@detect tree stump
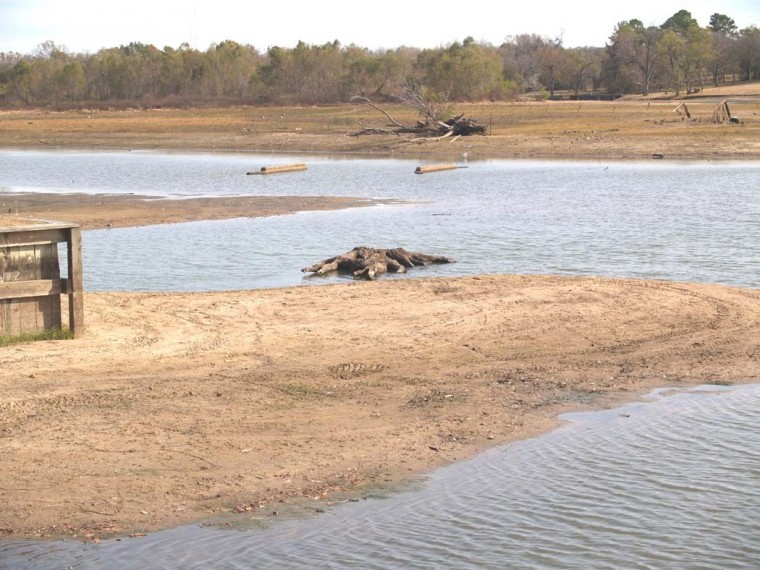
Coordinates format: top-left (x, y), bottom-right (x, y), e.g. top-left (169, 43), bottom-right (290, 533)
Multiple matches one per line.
top-left (302, 247), bottom-right (454, 280)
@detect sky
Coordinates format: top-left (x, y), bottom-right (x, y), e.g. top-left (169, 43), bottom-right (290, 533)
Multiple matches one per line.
top-left (1, 0), bottom-right (757, 55)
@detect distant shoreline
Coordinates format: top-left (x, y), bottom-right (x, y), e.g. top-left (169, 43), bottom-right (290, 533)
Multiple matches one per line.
top-left (2, 93), bottom-right (759, 161)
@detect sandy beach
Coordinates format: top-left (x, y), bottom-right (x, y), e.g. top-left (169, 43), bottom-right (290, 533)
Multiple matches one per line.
top-left (1, 95), bottom-right (759, 540)
top-left (0, 274), bottom-right (758, 539)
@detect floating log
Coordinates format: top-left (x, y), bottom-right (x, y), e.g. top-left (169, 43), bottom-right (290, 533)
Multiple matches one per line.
top-left (415, 163), bottom-right (460, 174)
top-left (247, 163), bottom-right (308, 175)
top-left (302, 246), bottom-right (454, 280)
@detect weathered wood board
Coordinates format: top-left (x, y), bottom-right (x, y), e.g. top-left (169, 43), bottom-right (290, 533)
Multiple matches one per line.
top-left (0, 221), bottom-right (83, 337)
top-left (0, 243), bottom-right (62, 335)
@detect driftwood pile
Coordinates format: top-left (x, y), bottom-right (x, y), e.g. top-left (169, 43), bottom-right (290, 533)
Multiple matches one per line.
top-left (349, 95), bottom-right (486, 139)
top-left (302, 247), bottom-right (454, 280)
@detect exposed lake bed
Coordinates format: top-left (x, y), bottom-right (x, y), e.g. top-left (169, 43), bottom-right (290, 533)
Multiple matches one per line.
top-left (1, 148), bottom-right (759, 567)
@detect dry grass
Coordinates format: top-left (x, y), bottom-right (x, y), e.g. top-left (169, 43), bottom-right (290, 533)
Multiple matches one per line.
top-left (1, 84), bottom-right (759, 160)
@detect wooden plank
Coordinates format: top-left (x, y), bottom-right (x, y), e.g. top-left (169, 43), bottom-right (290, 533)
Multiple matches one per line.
top-left (1, 252), bottom-right (17, 334)
top-left (18, 299), bottom-right (39, 332)
top-left (0, 293), bottom-right (9, 335)
top-left (7, 299), bottom-right (21, 336)
top-left (0, 279), bottom-right (66, 300)
top-left (39, 243), bottom-right (62, 329)
top-left (15, 245), bottom-right (40, 333)
top-left (0, 249), bottom-right (7, 283)
top-left (39, 243), bottom-right (61, 280)
top-left (67, 226), bottom-right (85, 336)
top-left (3, 246), bottom-right (30, 334)
top-left (0, 222), bottom-right (78, 233)
top-left (0, 225), bottom-right (77, 336)
top-left (0, 247), bottom-right (7, 333)
top-left (0, 242), bottom-right (64, 333)
top-left (0, 228), bottom-right (70, 248)
top-left (46, 291), bottom-right (62, 329)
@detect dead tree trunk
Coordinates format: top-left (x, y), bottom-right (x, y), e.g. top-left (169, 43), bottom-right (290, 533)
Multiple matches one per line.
top-left (302, 247), bottom-right (454, 280)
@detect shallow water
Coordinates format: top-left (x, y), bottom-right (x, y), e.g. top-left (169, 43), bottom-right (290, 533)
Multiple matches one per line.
top-left (1, 151), bottom-right (759, 568)
top-left (2, 384), bottom-right (758, 569)
top-left (2, 150), bottom-right (758, 291)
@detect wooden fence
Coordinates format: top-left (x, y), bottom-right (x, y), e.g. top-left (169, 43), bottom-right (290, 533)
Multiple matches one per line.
top-left (0, 221), bottom-right (84, 337)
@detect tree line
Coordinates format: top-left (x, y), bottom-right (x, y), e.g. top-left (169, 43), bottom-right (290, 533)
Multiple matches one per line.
top-left (1, 10), bottom-right (757, 108)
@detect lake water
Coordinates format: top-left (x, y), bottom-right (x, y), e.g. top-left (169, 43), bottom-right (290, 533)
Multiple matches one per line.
top-left (1, 150), bottom-right (758, 291)
top-left (1, 150), bottom-right (759, 568)
top-left (1, 384), bottom-right (758, 569)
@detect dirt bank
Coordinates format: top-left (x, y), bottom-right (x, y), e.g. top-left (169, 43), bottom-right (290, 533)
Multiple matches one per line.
top-left (1, 275), bottom-right (758, 539)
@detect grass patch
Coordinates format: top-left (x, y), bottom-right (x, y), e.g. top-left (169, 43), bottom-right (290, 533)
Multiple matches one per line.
top-left (0, 327), bottom-right (74, 347)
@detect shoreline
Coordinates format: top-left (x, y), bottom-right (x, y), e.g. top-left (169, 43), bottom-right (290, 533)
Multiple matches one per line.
top-left (1, 99), bottom-right (759, 540)
top-left (1, 275), bottom-right (758, 540)
top-left (0, 192), bottom-right (400, 230)
top-left (6, 144), bottom-right (760, 162)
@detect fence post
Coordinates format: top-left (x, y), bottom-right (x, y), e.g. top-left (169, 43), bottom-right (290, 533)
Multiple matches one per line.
top-left (67, 226), bottom-right (84, 337)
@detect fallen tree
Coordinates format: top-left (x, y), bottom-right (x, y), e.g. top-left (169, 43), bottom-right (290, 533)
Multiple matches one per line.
top-left (349, 82), bottom-right (486, 139)
top-left (302, 247), bottom-right (455, 280)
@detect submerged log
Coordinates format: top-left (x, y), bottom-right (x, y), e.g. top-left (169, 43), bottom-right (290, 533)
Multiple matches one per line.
top-left (302, 247), bottom-right (454, 280)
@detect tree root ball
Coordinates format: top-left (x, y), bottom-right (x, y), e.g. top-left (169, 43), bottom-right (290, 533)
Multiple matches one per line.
top-left (302, 247), bottom-right (455, 280)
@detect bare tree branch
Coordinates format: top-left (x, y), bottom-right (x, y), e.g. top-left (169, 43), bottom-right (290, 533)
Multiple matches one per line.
top-left (349, 89), bottom-right (486, 139)
top-left (350, 96), bottom-right (406, 128)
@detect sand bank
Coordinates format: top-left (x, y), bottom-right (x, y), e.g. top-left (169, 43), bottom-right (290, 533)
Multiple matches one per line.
top-left (1, 275), bottom-right (758, 538)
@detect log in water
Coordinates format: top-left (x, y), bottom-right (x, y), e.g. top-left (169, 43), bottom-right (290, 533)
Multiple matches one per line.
top-left (247, 163), bottom-right (308, 175)
top-left (414, 163), bottom-right (460, 174)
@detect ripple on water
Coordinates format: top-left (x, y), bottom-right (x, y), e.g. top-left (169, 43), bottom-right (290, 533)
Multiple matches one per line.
top-left (1, 384), bottom-right (758, 569)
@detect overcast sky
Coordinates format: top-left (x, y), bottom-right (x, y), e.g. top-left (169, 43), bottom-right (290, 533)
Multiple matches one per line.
top-left (1, 0), bottom-right (757, 55)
